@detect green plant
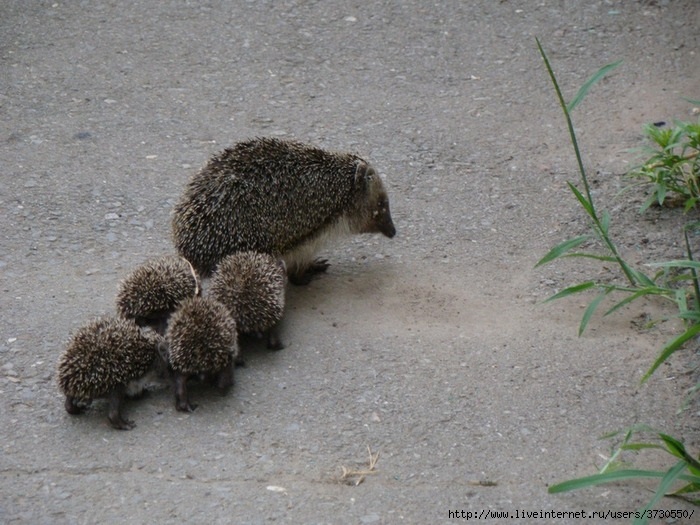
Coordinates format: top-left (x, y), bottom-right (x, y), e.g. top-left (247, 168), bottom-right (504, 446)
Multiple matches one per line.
top-left (627, 118), bottom-right (700, 213)
top-left (549, 426), bottom-right (700, 524)
top-left (534, 38), bottom-right (700, 383)
top-left (535, 38), bottom-right (700, 521)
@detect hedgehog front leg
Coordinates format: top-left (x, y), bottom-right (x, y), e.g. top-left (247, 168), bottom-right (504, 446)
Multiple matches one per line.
top-left (174, 372), bottom-right (197, 412)
top-left (287, 258), bottom-right (330, 285)
top-left (64, 396), bottom-right (86, 415)
top-left (107, 387), bottom-right (135, 430)
top-left (265, 324), bottom-right (284, 351)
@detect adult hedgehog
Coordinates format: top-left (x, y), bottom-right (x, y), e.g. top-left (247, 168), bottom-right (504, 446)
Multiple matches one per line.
top-left (172, 137), bottom-right (396, 284)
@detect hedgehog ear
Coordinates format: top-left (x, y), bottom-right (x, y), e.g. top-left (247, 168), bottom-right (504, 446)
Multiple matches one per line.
top-left (276, 258), bottom-right (287, 274)
top-left (354, 161), bottom-right (374, 191)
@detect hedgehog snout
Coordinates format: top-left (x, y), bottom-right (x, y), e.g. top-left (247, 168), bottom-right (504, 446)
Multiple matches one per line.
top-left (371, 205), bottom-right (396, 238)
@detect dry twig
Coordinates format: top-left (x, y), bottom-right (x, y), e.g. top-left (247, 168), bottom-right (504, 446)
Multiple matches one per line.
top-left (339, 445), bottom-right (380, 486)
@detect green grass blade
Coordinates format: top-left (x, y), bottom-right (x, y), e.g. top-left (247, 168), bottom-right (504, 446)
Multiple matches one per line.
top-left (642, 323), bottom-right (700, 382)
top-left (625, 265), bottom-right (656, 287)
top-left (543, 281), bottom-right (597, 303)
top-left (535, 235), bottom-right (589, 267)
top-left (561, 253), bottom-right (619, 263)
top-left (566, 60), bottom-right (623, 113)
top-left (600, 210), bottom-right (611, 235)
top-left (548, 468), bottom-right (691, 494)
top-left (579, 288), bottom-right (610, 336)
top-left (650, 259), bottom-right (700, 270)
top-left (659, 434), bottom-right (687, 461)
top-left (604, 287), bottom-right (667, 317)
top-left (679, 310), bottom-right (700, 322)
top-left (622, 443), bottom-right (666, 452)
top-left (684, 229), bottom-right (700, 312)
top-left (632, 460), bottom-right (687, 525)
top-left (675, 289), bottom-right (688, 317)
top-left (659, 434), bottom-right (700, 471)
top-left (536, 38), bottom-right (597, 218)
top-left (671, 480), bottom-right (700, 493)
top-left (567, 181), bottom-right (595, 218)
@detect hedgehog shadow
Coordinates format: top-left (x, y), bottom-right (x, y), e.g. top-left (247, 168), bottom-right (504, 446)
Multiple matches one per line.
top-left (283, 261), bottom-right (397, 314)
top-left (235, 332), bottom-right (289, 366)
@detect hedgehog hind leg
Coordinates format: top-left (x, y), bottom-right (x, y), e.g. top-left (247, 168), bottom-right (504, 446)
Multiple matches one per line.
top-left (214, 359), bottom-right (234, 393)
top-left (287, 258), bottom-right (330, 285)
top-left (174, 372), bottom-right (197, 412)
top-left (107, 387), bottom-right (135, 430)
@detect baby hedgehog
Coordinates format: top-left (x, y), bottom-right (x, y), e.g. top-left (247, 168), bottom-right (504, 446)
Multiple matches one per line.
top-left (164, 296), bottom-right (239, 413)
top-left (210, 251), bottom-right (287, 350)
top-left (172, 137), bottom-right (396, 283)
top-left (116, 255), bottom-right (200, 335)
top-left (57, 316), bottom-right (162, 430)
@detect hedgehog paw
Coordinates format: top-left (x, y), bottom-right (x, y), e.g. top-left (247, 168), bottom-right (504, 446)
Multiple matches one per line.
top-left (266, 331), bottom-right (285, 351)
top-left (65, 397), bottom-right (86, 415)
top-left (109, 415), bottom-right (135, 431)
top-left (288, 259), bottom-right (330, 285)
top-left (310, 258), bottom-right (330, 272)
top-left (177, 401), bottom-right (198, 413)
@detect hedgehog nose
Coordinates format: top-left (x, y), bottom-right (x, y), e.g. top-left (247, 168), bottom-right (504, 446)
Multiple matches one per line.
top-left (380, 217), bottom-right (396, 238)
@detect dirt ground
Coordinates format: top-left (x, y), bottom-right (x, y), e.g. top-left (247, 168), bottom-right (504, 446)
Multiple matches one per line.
top-left (2, 1), bottom-right (700, 523)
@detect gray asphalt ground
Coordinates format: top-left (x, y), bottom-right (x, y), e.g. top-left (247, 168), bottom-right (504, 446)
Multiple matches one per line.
top-left (2, 1), bottom-right (700, 523)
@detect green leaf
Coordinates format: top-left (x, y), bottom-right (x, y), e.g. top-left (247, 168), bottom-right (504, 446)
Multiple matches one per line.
top-left (657, 182), bottom-right (667, 206)
top-left (642, 323), bottom-right (700, 382)
top-left (639, 192), bottom-right (658, 214)
top-left (535, 235), bottom-right (590, 267)
top-left (566, 60), bottom-right (623, 112)
top-left (543, 281), bottom-right (597, 303)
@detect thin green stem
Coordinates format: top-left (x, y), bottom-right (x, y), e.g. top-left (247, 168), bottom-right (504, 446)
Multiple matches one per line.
top-left (536, 38), bottom-right (595, 212)
top-left (536, 38), bottom-right (636, 286)
top-left (684, 229), bottom-right (700, 313)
